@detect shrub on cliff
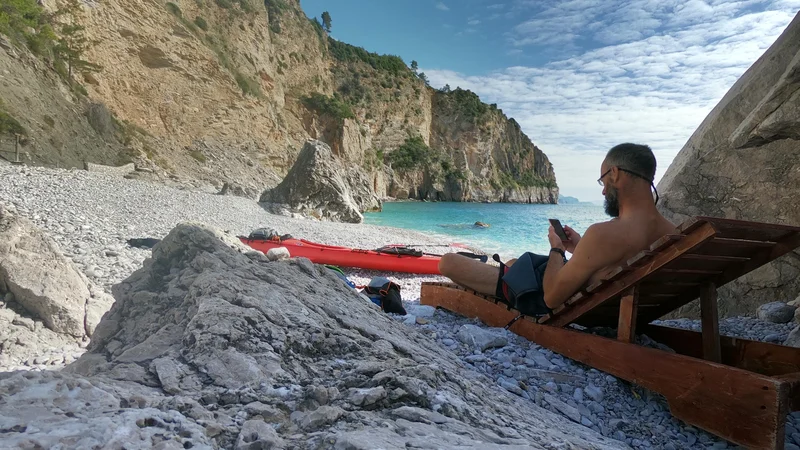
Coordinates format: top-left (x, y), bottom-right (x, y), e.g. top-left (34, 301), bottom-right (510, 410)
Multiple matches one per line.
top-left (435, 87), bottom-right (489, 122)
top-left (328, 38), bottom-right (408, 76)
top-left (389, 136), bottom-right (437, 171)
top-left (302, 93), bottom-right (354, 120)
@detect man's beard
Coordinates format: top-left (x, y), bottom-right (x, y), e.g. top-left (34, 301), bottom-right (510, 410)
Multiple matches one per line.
top-left (604, 186), bottom-right (620, 217)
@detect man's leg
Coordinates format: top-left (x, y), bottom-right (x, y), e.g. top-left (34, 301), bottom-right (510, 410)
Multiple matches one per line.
top-left (438, 253), bottom-right (502, 296)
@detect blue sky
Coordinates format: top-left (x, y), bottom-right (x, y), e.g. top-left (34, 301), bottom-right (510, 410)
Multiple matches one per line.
top-left (299, 0), bottom-right (800, 201)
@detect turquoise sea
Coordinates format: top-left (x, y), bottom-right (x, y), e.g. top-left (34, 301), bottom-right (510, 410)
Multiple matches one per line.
top-left (363, 201), bottom-right (609, 260)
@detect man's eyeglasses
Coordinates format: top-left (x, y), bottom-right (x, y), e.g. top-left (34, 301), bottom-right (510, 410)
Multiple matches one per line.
top-left (597, 167), bottom-right (659, 204)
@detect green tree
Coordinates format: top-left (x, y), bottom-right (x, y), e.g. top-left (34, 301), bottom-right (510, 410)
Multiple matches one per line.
top-left (52, 0), bottom-right (101, 79)
top-left (442, 83), bottom-right (451, 92)
top-left (410, 60), bottom-right (418, 72)
top-left (321, 11), bottom-right (331, 32)
top-left (417, 71), bottom-right (429, 85)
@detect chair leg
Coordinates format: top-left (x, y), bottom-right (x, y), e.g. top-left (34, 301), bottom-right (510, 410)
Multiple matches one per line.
top-left (617, 286), bottom-right (639, 343)
top-left (701, 282), bottom-right (722, 363)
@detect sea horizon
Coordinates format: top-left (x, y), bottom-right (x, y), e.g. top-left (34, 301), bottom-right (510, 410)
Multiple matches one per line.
top-left (363, 200), bottom-right (609, 260)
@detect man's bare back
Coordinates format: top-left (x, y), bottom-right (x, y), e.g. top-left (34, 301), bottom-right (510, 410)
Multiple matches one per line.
top-left (585, 214), bottom-right (677, 285)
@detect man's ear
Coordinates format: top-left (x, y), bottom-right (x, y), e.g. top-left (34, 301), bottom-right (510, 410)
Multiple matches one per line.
top-left (610, 166), bottom-right (620, 184)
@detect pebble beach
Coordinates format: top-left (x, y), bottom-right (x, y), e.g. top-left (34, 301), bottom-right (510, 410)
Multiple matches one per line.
top-left (1, 162), bottom-right (799, 450)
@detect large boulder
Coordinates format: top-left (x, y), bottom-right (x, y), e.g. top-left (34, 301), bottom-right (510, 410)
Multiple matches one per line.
top-left (0, 204), bottom-right (110, 337)
top-left (657, 12), bottom-right (800, 318)
top-left (36, 223), bottom-right (626, 449)
top-left (260, 140), bottom-right (381, 223)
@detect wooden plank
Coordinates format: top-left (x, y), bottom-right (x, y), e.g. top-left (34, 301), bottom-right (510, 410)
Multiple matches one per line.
top-left (701, 283), bottom-right (721, 363)
top-left (641, 325), bottom-right (800, 376)
top-left (421, 283), bottom-right (522, 329)
top-left (698, 216), bottom-right (800, 242)
top-left (504, 317), bottom-right (786, 450)
top-left (676, 217), bottom-right (704, 234)
top-left (698, 216), bottom-right (800, 233)
top-left (617, 287), bottom-right (638, 343)
top-left (774, 373), bottom-right (800, 412)
top-left (680, 254), bottom-right (751, 262)
top-left (711, 237), bottom-right (777, 248)
top-left (661, 268), bottom-right (724, 275)
top-left (544, 222), bottom-right (719, 327)
top-left (714, 231), bottom-right (800, 289)
top-left (649, 234), bottom-right (683, 252)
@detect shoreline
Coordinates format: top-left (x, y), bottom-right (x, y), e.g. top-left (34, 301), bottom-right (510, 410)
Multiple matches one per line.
top-left (3, 163), bottom-right (800, 449)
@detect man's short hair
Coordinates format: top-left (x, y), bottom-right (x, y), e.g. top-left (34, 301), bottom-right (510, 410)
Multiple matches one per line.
top-left (605, 143), bottom-right (656, 182)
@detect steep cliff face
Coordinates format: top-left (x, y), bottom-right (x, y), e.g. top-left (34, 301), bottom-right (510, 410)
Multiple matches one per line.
top-left (657, 12), bottom-right (800, 318)
top-left (427, 89), bottom-right (557, 203)
top-left (0, 0), bottom-right (557, 204)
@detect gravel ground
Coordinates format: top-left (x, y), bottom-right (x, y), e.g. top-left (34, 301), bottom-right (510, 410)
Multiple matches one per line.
top-left (1, 163), bottom-right (799, 450)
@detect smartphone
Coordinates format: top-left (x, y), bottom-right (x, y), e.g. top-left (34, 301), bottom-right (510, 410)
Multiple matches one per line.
top-left (549, 219), bottom-right (568, 240)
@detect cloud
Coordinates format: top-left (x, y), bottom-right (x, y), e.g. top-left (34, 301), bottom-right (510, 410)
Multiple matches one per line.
top-left (436, 2), bottom-right (449, 11)
top-left (488, 3), bottom-right (505, 9)
top-left (426, 3), bottom-right (799, 200)
top-left (468, 19), bottom-right (481, 25)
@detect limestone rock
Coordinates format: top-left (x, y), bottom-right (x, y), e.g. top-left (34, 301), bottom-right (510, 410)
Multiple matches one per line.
top-left (59, 222), bottom-right (624, 449)
top-left (786, 325), bottom-right (800, 348)
top-left (266, 247), bottom-right (290, 261)
top-left (84, 162), bottom-right (135, 177)
top-left (0, 371), bottom-right (213, 449)
top-left (0, 204), bottom-right (92, 337)
top-left (456, 324), bottom-right (508, 351)
top-left (219, 181), bottom-right (258, 200)
top-left (235, 419), bottom-right (284, 450)
top-left (657, 13), bottom-right (800, 318)
top-left (757, 302), bottom-right (796, 323)
top-left (260, 140), bottom-right (381, 223)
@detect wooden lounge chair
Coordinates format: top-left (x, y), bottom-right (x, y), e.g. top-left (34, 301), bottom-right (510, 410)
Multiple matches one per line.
top-left (420, 216), bottom-right (800, 450)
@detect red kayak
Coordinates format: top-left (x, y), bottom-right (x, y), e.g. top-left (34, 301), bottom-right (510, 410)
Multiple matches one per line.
top-left (239, 237), bottom-right (443, 274)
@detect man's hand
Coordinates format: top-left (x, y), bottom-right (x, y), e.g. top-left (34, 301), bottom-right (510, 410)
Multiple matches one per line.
top-left (562, 225), bottom-right (581, 253)
top-left (548, 226), bottom-right (566, 250)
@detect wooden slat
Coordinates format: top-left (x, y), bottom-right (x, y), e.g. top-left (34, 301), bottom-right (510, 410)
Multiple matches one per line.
top-left (661, 257), bottom-right (744, 273)
top-left (676, 217), bottom-right (704, 234)
top-left (641, 325), bottom-right (800, 376)
top-left (711, 237), bottom-right (777, 248)
top-left (713, 231), bottom-right (800, 290)
top-left (775, 373), bottom-right (800, 412)
top-left (698, 216), bottom-right (800, 242)
top-left (661, 268), bottom-right (724, 275)
top-left (681, 254), bottom-right (751, 262)
top-left (701, 283), bottom-right (721, 363)
top-left (617, 287), bottom-right (638, 343)
top-left (649, 234), bottom-right (683, 252)
top-left (543, 222), bottom-right (718, 327)
top-left (627, 250), bottom-right (656, 267)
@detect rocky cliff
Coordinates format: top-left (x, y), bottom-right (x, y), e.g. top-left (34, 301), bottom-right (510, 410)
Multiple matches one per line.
top-left (657, 12), bottom-right (800, 318)
top-left (0, 0), bottom-right (557, 205)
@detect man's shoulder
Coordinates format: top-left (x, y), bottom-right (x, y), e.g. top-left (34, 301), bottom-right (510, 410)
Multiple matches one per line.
top-left (584, 219), bottom-right (622, 237)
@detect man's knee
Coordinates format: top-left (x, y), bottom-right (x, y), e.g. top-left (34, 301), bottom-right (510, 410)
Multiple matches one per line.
top-left (438, 252), bottom-right (462, 277)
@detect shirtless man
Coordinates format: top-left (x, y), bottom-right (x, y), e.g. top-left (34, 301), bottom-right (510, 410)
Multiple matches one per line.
top-left (438, 143), bottom-right (677, 315)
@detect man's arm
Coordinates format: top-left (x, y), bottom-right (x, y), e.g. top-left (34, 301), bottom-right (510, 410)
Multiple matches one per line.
top-left (542, 224), bottom-right (620, 308)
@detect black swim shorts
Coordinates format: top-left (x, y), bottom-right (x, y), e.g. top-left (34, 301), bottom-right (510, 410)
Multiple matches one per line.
top-left (494, 252), bottom-right (552, 317)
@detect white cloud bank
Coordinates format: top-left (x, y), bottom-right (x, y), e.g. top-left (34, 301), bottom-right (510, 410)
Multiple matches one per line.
top-left (427, 1), bottom-right (800, 201)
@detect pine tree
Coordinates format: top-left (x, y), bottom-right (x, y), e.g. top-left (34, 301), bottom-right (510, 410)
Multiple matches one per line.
top-left (52, 0), bottom-right (101, 80)
top-left (321, 11), bottom-right (331, 32)
top-left (410, 60), bottom-right (418, 72)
